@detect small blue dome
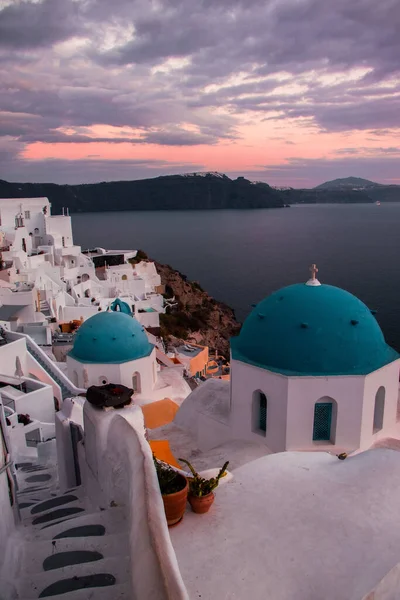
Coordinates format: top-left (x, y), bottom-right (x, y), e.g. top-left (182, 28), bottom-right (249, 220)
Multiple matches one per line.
top-left (69, 311), bottom-right (153, 364)
top-left (231, 283), bottom-right (398, 376)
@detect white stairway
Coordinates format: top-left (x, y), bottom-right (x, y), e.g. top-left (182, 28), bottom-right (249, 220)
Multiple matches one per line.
top-left (13, 459), bottom-right (132, 600)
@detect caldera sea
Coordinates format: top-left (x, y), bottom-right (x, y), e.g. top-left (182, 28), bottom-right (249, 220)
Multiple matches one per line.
top-left (71, 203), bottom-right (400, 352)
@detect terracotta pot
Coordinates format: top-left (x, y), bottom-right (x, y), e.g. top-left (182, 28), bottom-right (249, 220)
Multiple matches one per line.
top-left (162, 476), bottom-right (188, 526)
top-left (188, 492), bottom-right (215, 514)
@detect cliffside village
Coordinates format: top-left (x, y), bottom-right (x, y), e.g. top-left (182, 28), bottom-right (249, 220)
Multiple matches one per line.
top-left (2, 197), bottom-right (400, 600)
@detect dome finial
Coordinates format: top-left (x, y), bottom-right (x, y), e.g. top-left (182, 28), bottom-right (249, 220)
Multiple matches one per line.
top-left (306, 263), bottom-right (321, 286)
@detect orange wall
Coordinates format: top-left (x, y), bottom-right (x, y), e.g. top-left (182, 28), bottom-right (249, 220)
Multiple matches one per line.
top-left (189, 345), bottom-right (209, 376)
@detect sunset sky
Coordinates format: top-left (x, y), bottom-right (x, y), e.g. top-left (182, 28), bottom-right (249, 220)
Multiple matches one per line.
top-left (0, 0), bottom-right (399, 187)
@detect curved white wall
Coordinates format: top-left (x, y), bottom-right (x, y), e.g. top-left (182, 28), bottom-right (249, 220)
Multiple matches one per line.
top-left (82, 402), bottom-right (189, 599)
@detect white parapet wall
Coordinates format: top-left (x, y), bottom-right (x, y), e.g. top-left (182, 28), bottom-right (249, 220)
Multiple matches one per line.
top-left (82, 401), bottom-right (189, 600)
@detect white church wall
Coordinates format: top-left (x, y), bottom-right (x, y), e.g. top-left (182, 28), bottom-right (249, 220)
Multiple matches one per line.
top-left (67, 351), bottom-right (156, 392)
top-left (360, 360), bottom-right (400, 450)
top-left (119, 349), bottom-right (156, 395)
top-left (66, 355), bottom-right (121, 388)
top-left (230, 359), bottom-right (289, 453)
top-left (286, 375), bottom-right (365, 451)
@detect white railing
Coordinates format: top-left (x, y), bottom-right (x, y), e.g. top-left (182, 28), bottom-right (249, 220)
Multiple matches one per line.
top-left (7, 331), bottom-right (85, 399)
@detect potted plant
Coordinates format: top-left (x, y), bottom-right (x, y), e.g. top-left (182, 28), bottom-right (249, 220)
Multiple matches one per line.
top-left (179, 459), bottom-right (229, 514)
top-left (154, 456), bottom-right (188, 527)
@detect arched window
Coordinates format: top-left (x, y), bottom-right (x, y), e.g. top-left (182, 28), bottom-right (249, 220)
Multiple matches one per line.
top-left (252, 390), bottom-right (267, 436)
top-left (313, 398), bottom-right (337, 443)
top-left (132, 372), bottom-right (141, 394)
top-left (122, 274), bottom-right (128, 281)
top-left (373, 387), bottom-right (385, 433)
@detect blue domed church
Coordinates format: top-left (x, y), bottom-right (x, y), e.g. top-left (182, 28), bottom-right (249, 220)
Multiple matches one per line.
top-left (176, 266), bottom-right (400, 454)
top-left (229, 266), bottom-right (400, 453)
top-left (67, 301), bottom-right (157, 397)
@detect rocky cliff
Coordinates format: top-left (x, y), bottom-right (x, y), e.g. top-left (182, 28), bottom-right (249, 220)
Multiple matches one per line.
top-left (153, 260), bottom-right (240, 358)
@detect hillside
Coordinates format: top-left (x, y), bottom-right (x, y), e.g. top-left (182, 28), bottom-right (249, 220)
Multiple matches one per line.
top-left (280, 188), bottom-right (374, 204)
top-left (315, 177), bottom-right (380, 190)
top-left (1, 173), bottom-right (400, 209)
top-left (313, 177), bottom-right (400, 202)
top-left (153, 258), bottom-right (241, 358)
top-left (0, 173), bottom-right (284, 213)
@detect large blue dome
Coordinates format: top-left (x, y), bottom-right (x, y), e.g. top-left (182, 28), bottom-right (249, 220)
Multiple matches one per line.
top-left (69, 311), bottom-right (153, 364)
top-left (231, 283), bottom-right (398, 376)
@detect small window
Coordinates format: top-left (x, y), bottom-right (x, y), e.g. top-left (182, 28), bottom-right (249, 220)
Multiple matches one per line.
top-left (132, 372), bottom-right (141, 393)
top-left (373, 387), bottom-right (385, 433)
top-left (313, 402), bottom-right (333, 441)
top-left (24, 210), bottom-right (30, 219)
top-left (252, 390), bottom-right (267, 435)
top-left (99, 376), bottom-right (108, 385)
top-left (259, 393), bottom-right (267, 432)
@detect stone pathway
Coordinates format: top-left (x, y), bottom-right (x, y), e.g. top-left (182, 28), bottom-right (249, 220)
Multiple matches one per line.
top-left (14, 459), bottom-right (132, 599)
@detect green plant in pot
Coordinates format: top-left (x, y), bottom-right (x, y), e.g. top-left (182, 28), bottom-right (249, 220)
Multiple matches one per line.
top-left (154, 456), bottom-right (188, 526)
top-left (179, 459), bottom-right (229, 514)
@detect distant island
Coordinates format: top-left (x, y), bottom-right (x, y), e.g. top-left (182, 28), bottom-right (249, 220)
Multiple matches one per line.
top-left (1, 173), bottom-right (399, 213)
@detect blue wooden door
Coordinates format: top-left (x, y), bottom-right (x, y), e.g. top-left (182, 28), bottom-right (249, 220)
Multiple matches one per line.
top-left (313, 403), bottom-right (332, 441)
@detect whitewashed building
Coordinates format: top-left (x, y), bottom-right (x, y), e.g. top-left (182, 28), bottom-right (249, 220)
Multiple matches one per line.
top-left (66, 301), bottom-right (190, 405)
top-left (175, 268), bottom-right (400, 454)
top-left (2, 266), bottom-right (400, 599)
top-left (0, 198), bottom-right (166, 340)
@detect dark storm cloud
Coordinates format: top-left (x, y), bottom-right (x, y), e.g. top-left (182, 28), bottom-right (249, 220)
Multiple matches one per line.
top-left (0, 0), bottom-right (83, 49)
top-left (1, 0), bottom-right (400, 183)
top-left (95, 0), bottom-right (400, 80)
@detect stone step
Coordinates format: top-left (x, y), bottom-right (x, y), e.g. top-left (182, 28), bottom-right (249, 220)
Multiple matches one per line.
top-left (19, 494), bottom-right (84, 521)
top-left (17, 556), bottom-right (130, 599)
top-left (18, 581), bottom-right (131, 600)
top-left (24, 533), bottom-right (129, 574)
top-left (27, 507), bottom-right (127, 542)
top-left (22, 503), bottom-right (87, 528)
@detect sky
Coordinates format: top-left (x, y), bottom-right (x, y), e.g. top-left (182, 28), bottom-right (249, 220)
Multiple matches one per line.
top-left (0, 0), bottom-right (399, 187)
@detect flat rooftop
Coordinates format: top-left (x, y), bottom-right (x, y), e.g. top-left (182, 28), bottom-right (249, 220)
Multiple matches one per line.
top-left (175, 344), bottom-right (203, 358)
top-left (170, 448), bottom-right (400, 600)
top-left (83, 249), bottom-right (136, 258)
